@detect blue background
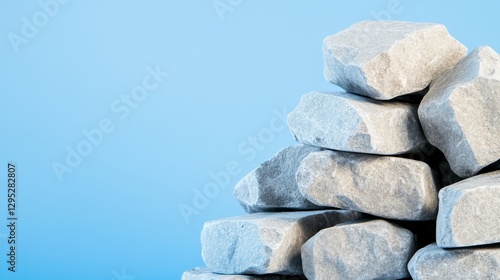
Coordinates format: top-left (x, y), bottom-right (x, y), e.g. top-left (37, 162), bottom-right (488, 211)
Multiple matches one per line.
top-left (0, 1), bottom-right (499, 279)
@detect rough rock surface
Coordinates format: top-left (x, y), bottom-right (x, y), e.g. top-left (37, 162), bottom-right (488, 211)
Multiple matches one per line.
top-left (301, 219), bottom-right (416, 280)
top-left (287, 91), bottom-right (427, 155)
top-left (201, 210), bottom-right (362, 275)
top-left (296, 150), bottom-right (439, 220)
top-left (437, 170), bottom-right (500, 248)
top-left (408, 243), bottom-right (500, 280)
top-left (181, 267), bottom-right (306, 280)
top-left (419, 46), bottom-right (500, 178)
top-left (234, 145), bottom-right (324, 213)
top-left (323, 20), bottom-right (467, 100)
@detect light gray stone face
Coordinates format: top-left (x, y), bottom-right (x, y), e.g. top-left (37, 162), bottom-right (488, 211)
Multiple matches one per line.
top-left (408, 243), bottom-right (500, 280)
top-left (181, 267), bottom-right (290, 280)
top-left (287, 91), bottom-right (427, 155)
top-left (301, 219), bottom-right (416, 280)
top-left (419, 46), bottom-right (500, 178)
top-left (233, 145), bottom-right (324, 213)
top-left (201, 210), bottom-right (362, 275)
top-left (323, 20), bottom-right (467, 100)
top-left (296, 150), bottom-right (439, 220)
top-left (437, 170), bottom-right (500, 248)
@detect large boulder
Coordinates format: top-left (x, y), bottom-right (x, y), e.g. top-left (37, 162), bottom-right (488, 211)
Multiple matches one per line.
top-left (287, 91), bottom-right (427, 155)
top-left (323, 20), bottom-right (466, 100)
top-left (234, 145), bottom-right (324, 213)
top-left (408, 243), bottom-right (500, 279)
top-left (437, 170), bottom-right (500, 248)
top-left (201, 210), bottom-right (362, 275)
top-left (301, 219), bottom-right (416, 280)
top-left (419, 46), bottom-right (500, 178)
top-left (296, 150), bottom-right (439, 220)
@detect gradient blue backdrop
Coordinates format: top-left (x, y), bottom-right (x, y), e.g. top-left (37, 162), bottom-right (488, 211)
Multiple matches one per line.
top-left (1, 1), bottom-right (499, 279)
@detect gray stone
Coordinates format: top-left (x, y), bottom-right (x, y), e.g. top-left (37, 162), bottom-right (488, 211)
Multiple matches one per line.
top-left (408, 243), bottom-right (500, 280)
top-left (323, 20), bottom-right (466, 100)
top-left (301, 219), bottom-right (416, 280)
top-left (419, 46), bottom-right (500, 178)
top-left (296, 150), bottom-right (439, 220)
top-left (233, 145), bottom-right (324, 213)
top-left (181, 267), bottom-right (296, 280)
top-left (287, 91), bottom-right (427, 155)
top-left (201, 210), bottom-right (362, 275)
top-left (437, 170), bottom-right (500, 248)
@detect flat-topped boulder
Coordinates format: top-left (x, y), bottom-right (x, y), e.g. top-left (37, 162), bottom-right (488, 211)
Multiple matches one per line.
top-left (287, 91), bottom-right (427, 155)
top-left (302, 219), bottom-right (416, 280)
top-left (437, 170), bottom-right (500, 248)
top-left (297, 150), bottom-right (439, 220)
top-left (408, 243), bottom-right (500, 279)
top-left (201, 210), bottom-right (362, 275)
top-left (323, 20), bottom-right (466, 100)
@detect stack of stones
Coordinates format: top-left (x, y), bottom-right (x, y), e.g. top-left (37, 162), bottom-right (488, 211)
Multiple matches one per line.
top-left (182, 21), bottom-right (500, 280)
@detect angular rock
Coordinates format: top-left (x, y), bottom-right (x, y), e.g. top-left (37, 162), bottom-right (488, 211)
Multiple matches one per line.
top-left (419, 46), bottom-right (500, 178)
top-left (301, 219), bottom-right (416, 280)
top-left (181, 267), bottom-right (303, 280)
top-left (287, 91), bottom-right (427, 155)
top-left (296, 150), bottom-right (439, 220)
top-left (201, 210), bottom-right (362, 275)
top-left (323, 20), bottom-right (466, 100)
top-left (234, 145), bottom-right (324, 213)
top-left (437, 170), bottom-right (500, 248)
top-left (408, 243), bottom-right (500, 279)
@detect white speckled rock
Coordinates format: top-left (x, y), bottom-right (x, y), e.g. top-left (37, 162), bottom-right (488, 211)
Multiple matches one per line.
top-left (437, 170), bottom-right (500, 248)
top-left (233, 145), bottom-right (324, 213)
top-left (323, 20), bottom-right (466, 100)
top-left (301, 219), bottom-right (416, 280)
top-left (181, 267), bottom-right (305, 280)
top-left (418, 46), bottom-right (500, 178)
top-left (296, 150), bottom-right (439, 220)
top-left (287, 91), bottom-right (427, 155)
top-left (408, 243), bottom-right (500, 280)
top-left (201, 210), bottom-right (362, 275)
